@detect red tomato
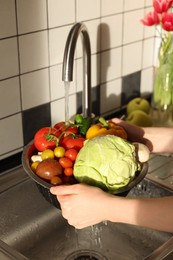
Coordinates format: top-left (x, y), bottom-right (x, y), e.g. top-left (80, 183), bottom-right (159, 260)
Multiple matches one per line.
top-left (64, 167), bottom-right (73, 176)
top-left (34, 127), bottom-right (60, 152)
top-left (59, 157), bottom-right (73, 168)
top-left (50, 176), bottom-right (63, 185)
top-left (65, 148), bottom-right (78, 161)
top-left (61, 135), bottom-right (85, 151)
top-left (54, 121), bottom-right (78, 134)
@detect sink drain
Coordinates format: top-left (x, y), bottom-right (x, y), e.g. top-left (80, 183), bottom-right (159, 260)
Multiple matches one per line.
top-left (65, 250), bottom-right (108, 260)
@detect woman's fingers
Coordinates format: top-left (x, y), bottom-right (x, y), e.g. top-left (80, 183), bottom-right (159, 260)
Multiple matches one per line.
top-left (50, 183), bottom-right (82, 196)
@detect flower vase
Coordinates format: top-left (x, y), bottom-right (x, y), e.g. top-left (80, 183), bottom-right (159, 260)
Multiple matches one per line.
top-left (152, 32), bottom-right (173, 126)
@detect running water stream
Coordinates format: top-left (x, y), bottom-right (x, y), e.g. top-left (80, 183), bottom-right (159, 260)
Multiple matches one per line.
top-left (66, 223), bottom-right (108, 260)
top-left (64, 80), bottom-right (105, 259)
top-left (64, 82), bottom-right (70, 123)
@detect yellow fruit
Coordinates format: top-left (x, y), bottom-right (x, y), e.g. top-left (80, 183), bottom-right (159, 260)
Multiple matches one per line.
top-left (41, 149), bottom-right (54, 160)
top-left (125, 110), bottom-right (152, 127)
top-left (127, 97), bottom-right (151, 115)
top-left (31, 161), bottom-right (40, 172)
top-left (54, 146), bottom-right (66, 158)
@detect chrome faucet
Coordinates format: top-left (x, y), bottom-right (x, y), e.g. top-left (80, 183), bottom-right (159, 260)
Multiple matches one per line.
top-left (62, 22), bottom-right (91, 118)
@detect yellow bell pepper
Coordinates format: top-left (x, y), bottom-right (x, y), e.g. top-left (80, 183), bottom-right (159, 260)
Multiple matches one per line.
top-left (86, 117), bottom-right (127, 140)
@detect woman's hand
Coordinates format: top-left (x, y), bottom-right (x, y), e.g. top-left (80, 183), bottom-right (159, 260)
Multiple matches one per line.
top-left (110, 118), bottom-right (153, 151)
top-left (50, 184), bottom-right (113, 229)
top-left (110, 118), bottom-right (145, 141)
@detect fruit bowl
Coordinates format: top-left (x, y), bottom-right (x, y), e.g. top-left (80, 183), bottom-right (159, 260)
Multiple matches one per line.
top-left (22, 141), bottom-right (149, 209)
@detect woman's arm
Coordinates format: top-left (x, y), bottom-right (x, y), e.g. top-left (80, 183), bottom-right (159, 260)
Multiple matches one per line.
top-left (50, 184), bottom-right (173, 232)
top-left (142, 127), bottom-right (173, 153)
top-left (50, 121), bottom-right (173, 232)
top-left (107, 194), bottom-right (173, 233)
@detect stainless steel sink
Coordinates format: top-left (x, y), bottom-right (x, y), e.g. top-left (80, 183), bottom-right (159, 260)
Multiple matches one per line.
top-left (1, 154), bottom-right (173, 260)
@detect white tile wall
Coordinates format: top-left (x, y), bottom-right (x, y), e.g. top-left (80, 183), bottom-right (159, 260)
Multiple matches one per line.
top-left (101, 0), bottom-right (123, 16)
top-left (122, 42), bottom-right (143, 76)
top-left (100, 78), bottom-right (122, 114)
top-left (0, 114), bottom-right (23, 157)
top-left (51, 94), bottom-right (77, 125)
top-left (123, 10), bottom-right (144, 44)
top-left (101, 48), bottom-right (122, 83)
top-left (0, 77), bottom-right (21, 119)
top-left (0, 38), bottom-right (19, 80)
top-left (145, 0), bottom-right (153, 7)
top-left (19, 31), bottom-right (49, 73)
top-left (91, 54), bottom-right (101, 88)
top-left (49, 25), bottom-right (72, 65)
top-left (76, 0), bottom-right (100, 21)
top-left (77, 19), bottom-right (101, 57)
top-left (76, 54), bottom-right (101, 91)
top-left (124, 0), bottom-right (145, 11)
top-left (141, 68), bottom-right (154, 94)
top-left (101, 14), bottom-right (123, 50)
top-left (142, 38), bottom-right (155, 69)
top-left (48, 0), bottom-right (75, 28)
top-left (21, 69), bottom-right (50, 110)
top-left (50, 64), bottom-right (76, 101)
top-left (0, 0), bottom-right (156, 160)
top-left (0, 0), bottom-right (16, 38)
top-left (17, 0), bottom-right (47, 34)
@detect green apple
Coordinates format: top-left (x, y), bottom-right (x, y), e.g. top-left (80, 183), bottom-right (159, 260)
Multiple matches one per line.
top-left (127, 97), bottom-right (151, 115)
top-left (125, 110), bottom-right (152, 127)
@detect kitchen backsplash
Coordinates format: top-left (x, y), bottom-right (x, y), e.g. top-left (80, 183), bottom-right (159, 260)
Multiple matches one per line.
top-left (0, 0), bottom-right (155, 166)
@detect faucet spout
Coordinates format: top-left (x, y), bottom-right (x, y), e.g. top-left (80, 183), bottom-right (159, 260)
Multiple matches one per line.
top-left (62, 22), bottom-right (91, 118)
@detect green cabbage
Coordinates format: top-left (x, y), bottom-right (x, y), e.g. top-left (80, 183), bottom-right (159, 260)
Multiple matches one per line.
top-left (74, 135), bottom-right (140, 193)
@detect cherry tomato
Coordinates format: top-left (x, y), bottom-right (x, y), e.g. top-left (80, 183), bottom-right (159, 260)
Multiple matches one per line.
top-left (65, 148), bottom-right (78, 161)
top-left (59, 157), bottom-right (73, 168)
top-left (34, 127), bottom-right (60, 152)
top-left (31, 161), bottom-right (40, 172)
top-left (41, 149), bottom-right (54, 160)
top-left (54, 121), bottom-right (78, 134)
top-left (54, 146), bottom-right (66, 158)
top-left (50, 176), bottom-right (63, 185)
top-left (61, 135), bottom-right (85, 151)
top-left (64, 167), bottom-right (73, 176)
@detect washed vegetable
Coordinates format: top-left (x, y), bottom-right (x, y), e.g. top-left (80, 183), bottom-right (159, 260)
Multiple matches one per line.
top-left (64, 167), bottom-right (73, 176)
top-left (31, 155), bottom-right (42, 163)
top-left (133, 142), bottom-right (150, 163)
top-left (50, 176), bottom-right (63, 185)
top-left (59, 157), bottom-right (73, 168)
top-left (74, 114), bottom-right (92, 136)
top-left (41, 149), bottom-right (54, 160)
top-left (86, 117), bottom-right (127, 140)
top-left (34, 127), bottom-right (60, 152)
top-left (74, 114), bottom-right (83, 124)
top-left (60, 134), bottom-right (85, 151)
top-left (65, 148), bottom-right (78, 161)
top-left (54, 121), bottom-right (78, 135)
top-left (74, 135), bottom-right (140, 193)
top-left (31, 161), bottom-right (40, 172)
top-left (36, 159), bottom-right (63, 180)
top-left (29, 116), bottom-right (137, 188)
top-left (54, 146), bottom-right (66, 158)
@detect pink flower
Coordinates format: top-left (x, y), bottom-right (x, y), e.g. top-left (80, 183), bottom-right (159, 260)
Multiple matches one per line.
top-left (167, 0), bottom-right (173, 8)
top-left (162, 12), bottom-right (173, 31)
top-left (141, 11), bottom-right (160, 26)
top-left (153, 0), bottom-right (173, 13)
